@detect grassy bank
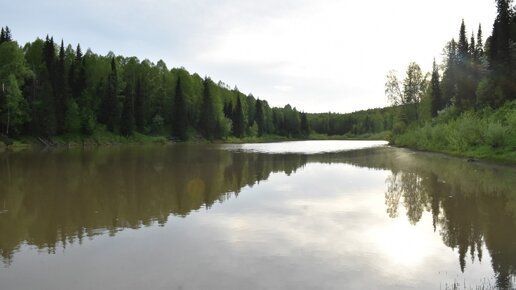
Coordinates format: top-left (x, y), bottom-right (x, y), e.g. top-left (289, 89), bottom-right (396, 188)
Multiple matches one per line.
top-left (392, 101), bottom-right (516, 163)
top-left (0, 130), bottom-right (389, 150)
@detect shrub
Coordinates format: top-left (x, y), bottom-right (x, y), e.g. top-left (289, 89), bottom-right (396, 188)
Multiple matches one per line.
top-left (484, 122), bottom-right (506, 148)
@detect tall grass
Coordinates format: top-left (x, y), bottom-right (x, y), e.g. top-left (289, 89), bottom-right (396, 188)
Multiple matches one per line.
top-left (392, 101), bottom-right (516, 162)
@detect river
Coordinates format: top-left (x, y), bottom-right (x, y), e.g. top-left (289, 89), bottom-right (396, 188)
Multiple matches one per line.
top-left (0, 141), bottom-right (515, 289)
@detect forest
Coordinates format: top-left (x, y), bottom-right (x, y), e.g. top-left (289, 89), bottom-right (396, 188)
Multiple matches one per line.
top-left (384, 0), bottom-right (516, 160)
top-left (0, 23), bottom-right (397, 144)
top-left (1, 0), bottom-right (515, 151)
top-left (0, 26), bottom-right (312, 142)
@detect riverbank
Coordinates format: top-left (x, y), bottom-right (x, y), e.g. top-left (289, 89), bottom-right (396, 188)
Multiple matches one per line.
top-left (0, 129), bottom-right (390, 150)
top-left (391, 101), bottom-right (516, 164)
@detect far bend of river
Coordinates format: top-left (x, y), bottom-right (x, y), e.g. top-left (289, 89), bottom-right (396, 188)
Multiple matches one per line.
top-left (0, 141), bottom-right (515, 290)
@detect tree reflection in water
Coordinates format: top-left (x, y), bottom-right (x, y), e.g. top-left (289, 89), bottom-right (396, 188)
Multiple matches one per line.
top-left (0, 145), bottom-right (514, 288)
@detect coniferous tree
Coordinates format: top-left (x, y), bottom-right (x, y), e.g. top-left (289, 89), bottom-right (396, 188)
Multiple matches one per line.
top-left (4, 27), bottom-right (11, 41)
top-left (232, 96), bottom-right (245, 138)
top-left (441, 39), bottom-right (458, 107)
top-left (490, 0), bottom-right (513, 102)
top-left (0, 28), bottom-right (5, 44)
top-left (430, 59), bottom-right (442, 116)
top-left (172, 77), bottom-right (188, 140)
top-left (120, 85), bottom-right (135, 136)
top-left (457, 20), bottom-right (469, 59)
top-left (456, 20), bottom-right (473, 111)
top-left (490, 0), bottom-right (512, 73)
top-left (300, 112), bottom-right (310, 137)
top-left (34, 36), bottom-right (57, 136)
top-left (102, 57), bottom-right (119, 132)
top-left (223, 100), bottom-right (233, 120)
top-left (134, 77), bottom-right (145, 132)
top-left (255, 99), bottom-right (265, 136)
top-left (470, 32), bottom-right (476, 61)
top-left (199, 78), bottom-right (217, 139)
top-left (55, 40), bottom-right (67, 134)
top-left (0, 26), bottom-right (12, 44)
top-left (476, 24), bottom-right (484, 61)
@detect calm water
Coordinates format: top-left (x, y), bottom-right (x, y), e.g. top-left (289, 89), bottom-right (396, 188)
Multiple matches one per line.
top-left (0, 141), bottom-right (515, 290)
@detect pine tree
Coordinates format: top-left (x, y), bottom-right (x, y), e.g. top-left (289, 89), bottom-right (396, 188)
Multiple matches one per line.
top-left (456, 21), bottom-right (474, 111)
top-left (55, 40), bottom-right (67, 134)
top-left (232, 96), bottom-right (245, 138)
top-left (476, 24), bottom-right (484, 61)
top-left (134, 77), bottom-right (145, 132)
top-left (300, 112), bottom-right (310, 137)
top-left (223, 100), bottom-right (233, 120)
top-left (255, 99), bottom-right (265, 136)
top-left (120, 85), bottom-right (135, 136)
top-left (457, 20), bottom-right (469, 60)
top-left (430, 59), bottom-right (442, 116)
top-left (470, 32), bottom-right (476, 61)
top-left (199, 78), bottom-right (216, 139)
top-left (0, 27), bottom-right (5, 44)
top-left (490, 0), bottom-right (511, 73)
top-left (172, 77), bottom-right (188, 140)
top-left (35, 36), bottom-right (58, 136)
top-left (4, 27), bottom-right (11, 41)
top-left (0, 26), bottom-right (12, 43)
top-left (103, 57), bottom-right (118, 132)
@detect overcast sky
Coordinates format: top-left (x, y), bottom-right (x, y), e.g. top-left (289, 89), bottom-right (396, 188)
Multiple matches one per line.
top-left (2, 0), bottom-right (497, 113)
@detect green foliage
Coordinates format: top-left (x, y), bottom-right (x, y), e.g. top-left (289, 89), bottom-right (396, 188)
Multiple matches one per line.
top-left (232, 96), bottom-right (245, 138)
top-left (151, 114), bottom-right (165, 134)
top-left (120, 89), bottom-right (135, 136)
top-left (485, 121), bottom-right (506, 147)
top-left (80, 108), bottom-right (96, 135)
top-left (199, 78), bottom-right (217, 140)
top-left (393, 101), bottom-right (516, 161)
top-left (0, 28), bottom-right (325, 142)
top-left (64, 99), bottom-right (81, 133)
top-left (0, 74), bottom-right (29, 135)
top-left (172, 77), bottom-right (188, 140)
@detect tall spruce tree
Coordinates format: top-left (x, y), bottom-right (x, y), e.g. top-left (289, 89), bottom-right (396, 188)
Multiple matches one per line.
top-left (4, 27), bottom-right (11, 41)
top-left (36, 36), bottom-right (57, 136)
top-left (172, 77), bottom-right (188, 140)
top-left (0, 26), bottom-right (12, 44)
top-left (103, 57), bottom-right (118, 132)
top-left (232, 96), bottom-right (245, 138)
top-left (199, 78), bottom-right (217, 140)
top-left (476, 24), bottom-right (484, 61)
top-left (300, 112), bottom-right (310, 137)
top-left (441, 39), bottom-right (458, 107)
top-left (456, 20), bottom-right (474, 111)
top-left (134, 77), bottom-right (145, 132)
top-left (255, 99), bottom-right (265, 136)
top-left (55, 40), bottom-right (67, 134)
top-left (430, 59), bottom-right (442, 116)
top-left (470, 32), bottom-right (476, 61)
top-left (120, 85), bottom-right (135, 136)
top-left (490, 0), bottom-right (512, 73)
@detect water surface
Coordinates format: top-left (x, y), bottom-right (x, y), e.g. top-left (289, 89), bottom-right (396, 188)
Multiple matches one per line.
top-left (0, 141), bottom-right (515, 289)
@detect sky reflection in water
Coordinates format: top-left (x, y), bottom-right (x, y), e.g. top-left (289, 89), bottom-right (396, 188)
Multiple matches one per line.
top-left (0, 141), bottom-right (514, 290)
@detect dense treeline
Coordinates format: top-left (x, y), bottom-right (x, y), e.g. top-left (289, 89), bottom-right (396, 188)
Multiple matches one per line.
top-left (0, 28), bottom-right (314, 141)
top-left (308, 106), bottom-right (396, 136)
top-left (385, 0), bottom-right (516, 158)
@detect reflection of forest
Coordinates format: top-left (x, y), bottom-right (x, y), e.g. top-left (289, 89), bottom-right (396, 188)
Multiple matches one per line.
top-left (0, 145), bottom-right (307, 265)
top-left (315, 147), bottom-right (516, 289)
top-left (0, 146), bottom-right (514, 288)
